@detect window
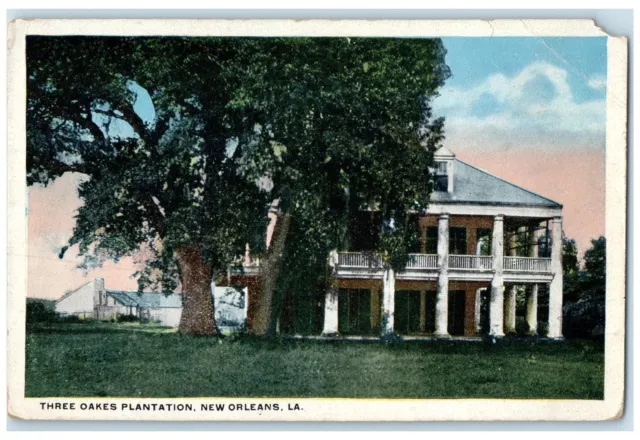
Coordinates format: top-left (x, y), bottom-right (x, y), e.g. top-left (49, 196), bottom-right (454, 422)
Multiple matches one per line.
top-left (394, 291), bottom-right (422, 335)
top-left (434, 176), bottom-right (448, 192)
top-left (538, 235), bottom-right (551, 258)
top-left (338, 289), bottom-right (373, 335)
top-left (434, 160), bottom-right (448, 192)
top-left (476, 228), bottom-right (492, 255)
top-left (425, 226), bottom-right (438, 254)
top-left (449, 227), bottom-right (467, 255)
top-left (448, 290), bottom-right (466, 336)
top-left (280, 290), bottom-right (324, 335)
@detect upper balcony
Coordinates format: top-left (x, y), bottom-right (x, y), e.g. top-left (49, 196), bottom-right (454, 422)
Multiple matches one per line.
top-left (335, 252), bottom-right (553, 283)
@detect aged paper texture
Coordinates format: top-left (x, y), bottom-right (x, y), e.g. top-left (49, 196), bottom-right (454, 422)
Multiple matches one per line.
top-left (7, 18), bottom-right (627, 421)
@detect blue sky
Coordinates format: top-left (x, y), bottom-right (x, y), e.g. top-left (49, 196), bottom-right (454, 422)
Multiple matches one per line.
top-left (441, 37), bottom-right (607, 103)
top-left (432, 37), bottom-right (608, 153)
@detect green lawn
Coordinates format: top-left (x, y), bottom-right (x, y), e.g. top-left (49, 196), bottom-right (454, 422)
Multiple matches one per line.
top-left (25, 322), bottom-right (604, 399)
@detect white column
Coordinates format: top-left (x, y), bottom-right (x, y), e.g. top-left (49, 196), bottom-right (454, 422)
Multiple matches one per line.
top-left (490, 215), bottom-right (505, 337)
top-left (504, 230), bottom-right (517, 334)
top-left (322, 286), bottom-right (339, 336)
top-left (548, 216), bottom-right (564, 338)
top-left (474, 288), bottom-right (483, 334)
top-left (504, 285), bottom-right (517, 334)
top-left (526, 224), bottom-right (539, 335)
top-left (526, 284), bottom-right (539, 335)
top-left (381, 268), bottom-right (395, 336)
top-left (435, 214), bottom-right (450, 336)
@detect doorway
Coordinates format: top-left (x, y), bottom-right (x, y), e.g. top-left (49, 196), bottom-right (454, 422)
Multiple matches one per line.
top-left (448, 290), bottom-right (466, 335)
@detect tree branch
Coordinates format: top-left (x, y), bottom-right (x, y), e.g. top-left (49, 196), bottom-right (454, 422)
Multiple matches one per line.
top-left (47, 158), bottom-right (89, 175)
top-left (141, 195), bottom-right (166, 237)
top-left (113, 99), bottom-right (153, 144)
top-left (65, 111), bottom-right (107, 148)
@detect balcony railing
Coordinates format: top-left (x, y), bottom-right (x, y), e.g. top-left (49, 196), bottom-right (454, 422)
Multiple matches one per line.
top-left (338, 252), bottom-right (383, 268)
top-left (504, 256), bottom-right (551, 273)
top-left (406, 254), bottom-right (438, 269)
top-left (333, 252), bottom-right (552, 274)
top-left (338, 253), bottom-right (440, 269)
top-left (449, 255), bottom-right (493, 270)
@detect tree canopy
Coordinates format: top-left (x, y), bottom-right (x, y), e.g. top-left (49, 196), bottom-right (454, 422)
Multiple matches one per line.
top-left (27, 36), bottom-right (451, 335)
top-left (562, 236), bottom-right (606, 338)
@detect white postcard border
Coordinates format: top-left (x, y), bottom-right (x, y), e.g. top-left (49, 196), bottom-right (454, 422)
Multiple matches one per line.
top-left (6, 18), bottom-right (627, 422)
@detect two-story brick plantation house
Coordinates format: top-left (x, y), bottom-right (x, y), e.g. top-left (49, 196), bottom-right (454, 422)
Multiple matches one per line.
top-left (234, 146), bottom-right (564, 339)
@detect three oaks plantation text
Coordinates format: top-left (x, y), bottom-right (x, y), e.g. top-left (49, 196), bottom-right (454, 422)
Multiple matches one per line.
top-left (39, 402), bottom-right (303, 412)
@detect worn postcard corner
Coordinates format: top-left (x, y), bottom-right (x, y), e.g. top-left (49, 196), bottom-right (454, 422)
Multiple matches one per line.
top-left (6, 18), bottom-right (627, 422)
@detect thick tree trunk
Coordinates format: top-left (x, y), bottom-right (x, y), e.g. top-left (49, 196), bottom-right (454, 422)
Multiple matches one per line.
top-left (175, 243), bottom-right (218, 336)
top-left (251, 212), bottom-right (292, 336)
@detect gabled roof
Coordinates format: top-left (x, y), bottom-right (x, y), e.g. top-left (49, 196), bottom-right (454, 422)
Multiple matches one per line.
top-left (430, 158), bottom-right (562, 208)
top-left (107, 290), bottom-right (183, 309)
top-left (55, 279), bottom-right (93, 304)
top-left (434, 145), bottom-right (456, 159)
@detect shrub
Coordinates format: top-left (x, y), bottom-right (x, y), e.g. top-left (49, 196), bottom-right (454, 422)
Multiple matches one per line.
top-left (57, 314), bottom-right (84, 324)
top-left (116, 314), bottom-right (139, 323)
top-left (537, 321), bottom-right (549, 337)
top-left (563, 296), bottom-right (605, 338)
top-left (26, 301), bottom-right (57, 323)
top-left (515, 316), bottom-right (530, 336)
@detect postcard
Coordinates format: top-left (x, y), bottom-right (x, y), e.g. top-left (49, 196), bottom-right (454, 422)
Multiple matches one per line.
top-left (6, 18), bottom-right (627, 421)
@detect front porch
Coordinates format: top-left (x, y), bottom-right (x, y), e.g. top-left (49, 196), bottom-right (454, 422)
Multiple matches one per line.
top-left (320, 279), bottom-right (549, 339)
top-left (322, 213), bottom-right (564, 339)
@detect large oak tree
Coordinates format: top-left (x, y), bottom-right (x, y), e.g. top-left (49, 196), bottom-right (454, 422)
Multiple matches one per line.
top-left (27, 37), bottom-right (271, 335)
top-left (234, 38), bottom-right (451, 334)
top-left (27, 36), bottom-right (450, 336)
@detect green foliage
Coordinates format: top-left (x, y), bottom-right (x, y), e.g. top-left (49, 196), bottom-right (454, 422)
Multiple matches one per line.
top-left (242, 38), bottom-right (449, 268)
top-left (27, 37), bottom-right (276, 291)
top-left (564, 296), bottom-right (605, 339)
top-left (239, 38), bottom-right (452, 323)
top-left (563, 236), bottom-right (606, 338)
top-left (27, 36), bottom-right (450, 303)
top-left (239, 38), bottom-right (450, 286)
top-left (583, 236), bottom-right (606, 291)
top-left (562, 234), bottom-right (579, 274)
top-left (26, 300), bottom-right (58, 324)
top-left (115, 314), bottom-right (139, 323)
top-left (563, 234), bottom-right (581, 302)
top-left (57, 315), bottom-right (85, 324)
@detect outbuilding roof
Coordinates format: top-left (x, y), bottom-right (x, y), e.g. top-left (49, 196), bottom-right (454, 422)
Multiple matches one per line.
top-left (429, 158), bottom-right (562, 208)
top-left (107, 290), bottom-right (183, 309)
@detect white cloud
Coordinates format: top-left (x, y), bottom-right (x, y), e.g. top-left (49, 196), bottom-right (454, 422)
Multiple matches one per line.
top-left (587, 74), bottom-right (607, 92)
top-left (433, 62), bottom-right (606, 152)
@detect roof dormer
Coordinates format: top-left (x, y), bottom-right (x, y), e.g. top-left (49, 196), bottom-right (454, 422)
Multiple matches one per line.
top-left (433, 146), bottom-right (455, 193)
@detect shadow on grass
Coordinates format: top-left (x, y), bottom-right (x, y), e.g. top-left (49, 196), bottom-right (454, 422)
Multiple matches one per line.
top-left (26, 322), bottom-right (605, 355)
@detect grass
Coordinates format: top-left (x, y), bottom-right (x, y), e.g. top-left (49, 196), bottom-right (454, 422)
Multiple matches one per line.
top-left (25, 321), bottom-right (604, 399)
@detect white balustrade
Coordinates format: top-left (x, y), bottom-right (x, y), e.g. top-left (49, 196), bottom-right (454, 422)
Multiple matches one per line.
top-left (448, 255), bottom-right (493, 270)
top-left (335, 253), bottom-right (551, 274)
top-left (504, 257), bottom-right (551, 273)
top-left (337, 252), bottom-right (383, 268)
top-left (406, 253), bottom-right (438, 269)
